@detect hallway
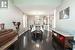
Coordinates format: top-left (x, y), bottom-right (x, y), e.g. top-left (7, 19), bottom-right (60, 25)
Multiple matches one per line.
top-left (0, 0), bottom-right (75, 50)
top-left (18, 30), bottom-right (55, 50)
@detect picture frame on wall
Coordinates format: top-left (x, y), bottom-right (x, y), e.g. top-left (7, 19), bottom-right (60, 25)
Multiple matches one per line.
top-left (59, 10), bottom-right (64, 19)
top-left (59, 7), bottom-right (70, 19)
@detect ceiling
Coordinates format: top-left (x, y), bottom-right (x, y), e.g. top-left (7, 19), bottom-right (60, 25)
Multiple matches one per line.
top-left (13, 0), bottom-right (63, 15)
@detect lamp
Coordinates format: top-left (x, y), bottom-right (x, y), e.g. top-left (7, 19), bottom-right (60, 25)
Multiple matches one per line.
top-left (12, 21), bottom-right (21, 32)
top-left (12, 21), bottom-right (21, 50)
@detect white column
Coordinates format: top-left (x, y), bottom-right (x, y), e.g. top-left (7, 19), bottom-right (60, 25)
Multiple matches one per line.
top-left (46, 15), bottom-right (50, 40)
top-left (47, 15), bottom-right (50, 31)
top-left (23, 15), bottom-right (27, 28)
top-left (53, 9), bottom-right (56, 29)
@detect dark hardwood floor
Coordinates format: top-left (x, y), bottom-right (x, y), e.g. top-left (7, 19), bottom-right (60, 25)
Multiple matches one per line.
top-left (17, 30), bottom-right (55, 50)
top-left (8, 30), bottom-right (72, 50)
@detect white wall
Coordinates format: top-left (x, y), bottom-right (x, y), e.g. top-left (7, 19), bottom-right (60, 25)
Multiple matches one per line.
top-left (56, 0), bottom-right (75, 34)
top-left (0, 0), bottom-right (24, 31)
top-left (27, 15), bottom-right (34, 28)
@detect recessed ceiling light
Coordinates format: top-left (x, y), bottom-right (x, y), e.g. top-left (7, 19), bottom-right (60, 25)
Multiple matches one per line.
top-left (29, 10), bottom-right (45, 15)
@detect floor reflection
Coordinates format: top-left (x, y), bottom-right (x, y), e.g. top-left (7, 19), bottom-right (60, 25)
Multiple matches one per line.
top-left (19, 30), bottom-right (54, 50)
top-left (23, 36), bottom-right (27, 48)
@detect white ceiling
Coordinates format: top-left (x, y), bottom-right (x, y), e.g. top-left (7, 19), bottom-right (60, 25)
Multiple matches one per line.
top-left (13, 0), bottom-right (63, 15)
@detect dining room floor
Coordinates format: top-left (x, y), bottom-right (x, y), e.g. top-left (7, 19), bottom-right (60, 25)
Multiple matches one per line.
top-left (16, 30), bottom-right (64, 50)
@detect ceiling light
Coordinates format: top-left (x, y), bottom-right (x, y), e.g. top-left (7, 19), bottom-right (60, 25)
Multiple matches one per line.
top-left (29, 10), bottom-right (45, 15)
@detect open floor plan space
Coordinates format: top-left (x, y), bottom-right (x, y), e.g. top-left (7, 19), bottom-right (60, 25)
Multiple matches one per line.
top-left (0, 0), bottom-right (75, 50)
